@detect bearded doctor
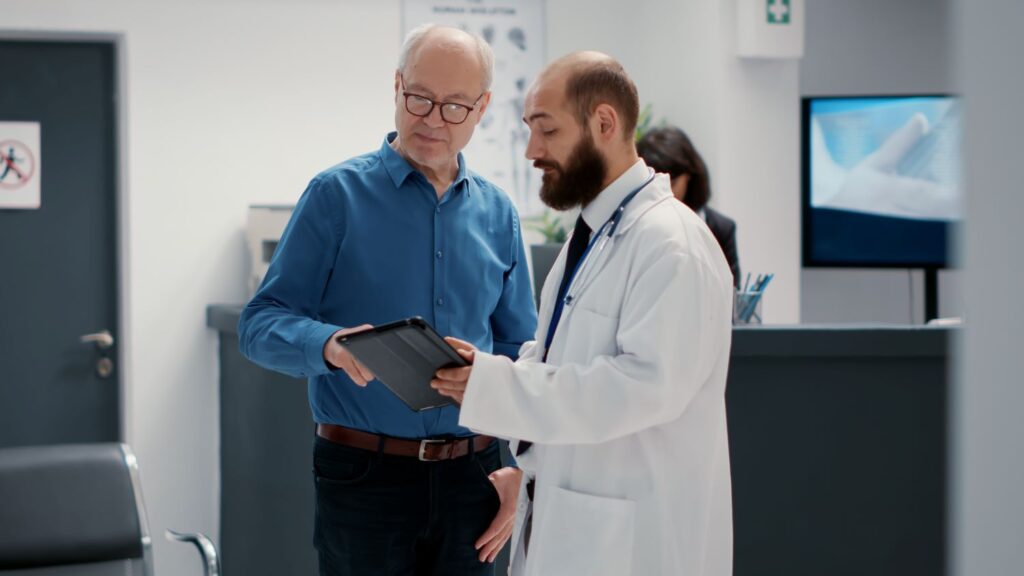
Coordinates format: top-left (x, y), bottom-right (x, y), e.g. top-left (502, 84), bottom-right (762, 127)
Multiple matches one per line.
top-left (431, 51), bottom-right (735, 576)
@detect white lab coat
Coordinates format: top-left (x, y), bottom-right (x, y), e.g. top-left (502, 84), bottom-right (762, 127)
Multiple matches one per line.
top-left (459, 161), bottom-right (734, 576)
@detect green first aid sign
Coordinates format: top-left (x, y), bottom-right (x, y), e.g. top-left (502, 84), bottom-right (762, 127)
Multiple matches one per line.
top-left (767, 0), bottom-right (791, 25)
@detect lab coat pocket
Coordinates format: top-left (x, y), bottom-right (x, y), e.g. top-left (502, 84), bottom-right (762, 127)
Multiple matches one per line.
top-left (563, 306), bottom-right (620, 359)
top-left (530, 486), bottom-right (635, 576)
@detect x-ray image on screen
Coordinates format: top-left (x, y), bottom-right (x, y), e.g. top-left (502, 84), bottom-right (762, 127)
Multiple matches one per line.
top-left (810, 96), bottom-right (961, 221)
top-left (802, 95), bottom-right (962, 268)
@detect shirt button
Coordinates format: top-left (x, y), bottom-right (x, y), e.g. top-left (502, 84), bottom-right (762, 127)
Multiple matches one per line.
top-left (437, 297), bottom-right (444, 306)
top-left (436, 251), bottom-right (443, 259)
top-left (436, 206), bottom-right (441, 214)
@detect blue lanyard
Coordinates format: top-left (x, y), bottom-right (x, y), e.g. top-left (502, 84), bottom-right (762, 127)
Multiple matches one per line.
top-left (542, 173), bottom-right (655, 360)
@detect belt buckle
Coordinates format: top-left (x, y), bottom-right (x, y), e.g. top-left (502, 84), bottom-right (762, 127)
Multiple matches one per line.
top-left (418, 439), bottom-right (447, 462)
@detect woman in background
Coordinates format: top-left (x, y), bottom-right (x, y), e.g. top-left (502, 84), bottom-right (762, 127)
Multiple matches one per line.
top-left (638, 126), bottom-right (740, 287)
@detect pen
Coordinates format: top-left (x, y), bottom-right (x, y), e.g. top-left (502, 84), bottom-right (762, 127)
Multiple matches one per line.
top-left (740, 273), bottom-right (774, 321)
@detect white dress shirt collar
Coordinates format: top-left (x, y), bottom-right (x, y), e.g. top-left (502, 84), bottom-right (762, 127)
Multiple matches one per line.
top-left (579, 159), bottom-right (652, 234)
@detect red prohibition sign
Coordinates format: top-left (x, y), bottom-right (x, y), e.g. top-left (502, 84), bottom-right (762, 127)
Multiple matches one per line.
top-left (0, 139), bottom-right (37, 190)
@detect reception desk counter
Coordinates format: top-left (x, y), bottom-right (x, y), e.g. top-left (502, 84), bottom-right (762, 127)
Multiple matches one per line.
top-left (208, 305), bottom-right (950, 576)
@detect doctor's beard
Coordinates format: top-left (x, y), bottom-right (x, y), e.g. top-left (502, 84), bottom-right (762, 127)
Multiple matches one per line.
top-left (536, 131), bottom-right (607, 211)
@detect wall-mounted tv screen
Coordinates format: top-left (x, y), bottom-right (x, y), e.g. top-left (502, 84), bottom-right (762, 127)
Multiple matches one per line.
top-left (802, 95), bottom-right (961, 268)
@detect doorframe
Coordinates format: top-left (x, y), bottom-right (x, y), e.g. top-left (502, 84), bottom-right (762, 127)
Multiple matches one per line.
top-left (0, 30), bottom-right (131, 444)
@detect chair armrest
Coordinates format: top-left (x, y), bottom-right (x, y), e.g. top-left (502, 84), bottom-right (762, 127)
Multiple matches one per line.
top-left (165, 529), bottom-right (220, 576)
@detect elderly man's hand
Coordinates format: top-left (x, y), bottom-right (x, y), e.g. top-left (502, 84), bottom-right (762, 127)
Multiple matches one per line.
top-left (323, 325), bottom-right (375, 386)
top-left (431, 336), bottom-right (476, 404)
top-left (475, 466), bottom-right (523, 563)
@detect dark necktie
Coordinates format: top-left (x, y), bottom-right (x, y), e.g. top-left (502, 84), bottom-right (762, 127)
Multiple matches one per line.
top-left (554, 215), bottom-right (593, 309)
top-left (517, 215), bottom-right (592, 458)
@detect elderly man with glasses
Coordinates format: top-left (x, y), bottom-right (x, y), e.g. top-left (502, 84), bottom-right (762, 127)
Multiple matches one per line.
top-left (238, 24), bottom-right (537, 576)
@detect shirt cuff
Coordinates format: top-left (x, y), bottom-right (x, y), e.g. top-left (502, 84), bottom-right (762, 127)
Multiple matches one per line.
top-left (304, 322), bottom-right (344, 377)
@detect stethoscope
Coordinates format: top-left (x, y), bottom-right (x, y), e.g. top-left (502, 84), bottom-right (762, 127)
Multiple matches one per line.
top-left (543, 170), bottom-right (656, 358)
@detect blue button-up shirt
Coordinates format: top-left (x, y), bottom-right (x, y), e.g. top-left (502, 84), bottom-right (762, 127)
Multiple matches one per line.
top-left (238, 133), bottom-right (537, 439)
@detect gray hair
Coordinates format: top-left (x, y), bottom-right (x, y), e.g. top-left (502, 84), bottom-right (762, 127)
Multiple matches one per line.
top-left (398, 23), bottom-right (494, 91)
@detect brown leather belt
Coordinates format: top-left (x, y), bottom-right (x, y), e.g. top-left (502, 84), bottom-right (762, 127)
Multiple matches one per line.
top-left (316, 423), bottom-right (494, 462)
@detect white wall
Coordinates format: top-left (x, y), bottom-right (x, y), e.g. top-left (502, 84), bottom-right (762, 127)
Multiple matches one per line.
top-left (2, 1), bottom-right (399, 574)
top-left (799, 0), bottom-right (963, 324)
top-left (1, 1), bottom-right (805, 573)
top-left (953, 1), bottom-right (1024, 573)
top-left (800, 0), bottom-right (951, 96)
top-left (547, 0), bottom-right (803, 323)
top-left (546, 0), bottom-right (722, 181)
top-left (713, 0), bottom-right (802, 323)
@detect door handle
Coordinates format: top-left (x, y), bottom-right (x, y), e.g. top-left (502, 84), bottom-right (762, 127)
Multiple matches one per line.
top-left (80, 329), bottom-right (114, 350)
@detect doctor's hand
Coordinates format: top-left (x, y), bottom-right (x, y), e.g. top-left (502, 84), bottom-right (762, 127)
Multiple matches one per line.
top-left (430, 336), bottom-right (476, 404)
top-left (323, 325), bottom-right (375, 386)
top-left (475, 466), bottom-right (523, 563)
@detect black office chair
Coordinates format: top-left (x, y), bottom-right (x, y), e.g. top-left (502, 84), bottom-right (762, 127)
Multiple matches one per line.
top-left (0, 443), bottom-right (220, 576)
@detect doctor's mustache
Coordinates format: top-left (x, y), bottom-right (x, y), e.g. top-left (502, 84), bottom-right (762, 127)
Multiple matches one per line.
top-left (533, 160), bottom-right (562, 172)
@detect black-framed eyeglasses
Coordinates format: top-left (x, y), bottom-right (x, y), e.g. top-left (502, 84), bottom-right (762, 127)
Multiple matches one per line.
top-left (400, 75), bottom-right (486, 125)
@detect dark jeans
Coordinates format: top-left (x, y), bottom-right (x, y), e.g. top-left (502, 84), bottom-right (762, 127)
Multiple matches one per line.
top-left (313, 435), bottom-right (502, 576)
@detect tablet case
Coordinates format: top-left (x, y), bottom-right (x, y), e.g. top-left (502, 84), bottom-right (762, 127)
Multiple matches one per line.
top-left (336, 317), bottom-right (468, 411)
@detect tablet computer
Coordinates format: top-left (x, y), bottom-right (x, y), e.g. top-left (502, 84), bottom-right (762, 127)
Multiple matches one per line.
top-left (335, 317), bottom-right (468, 412)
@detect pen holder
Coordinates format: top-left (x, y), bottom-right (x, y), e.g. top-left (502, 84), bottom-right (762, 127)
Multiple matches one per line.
top-left (733, 288), bottom-right (764, 325)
